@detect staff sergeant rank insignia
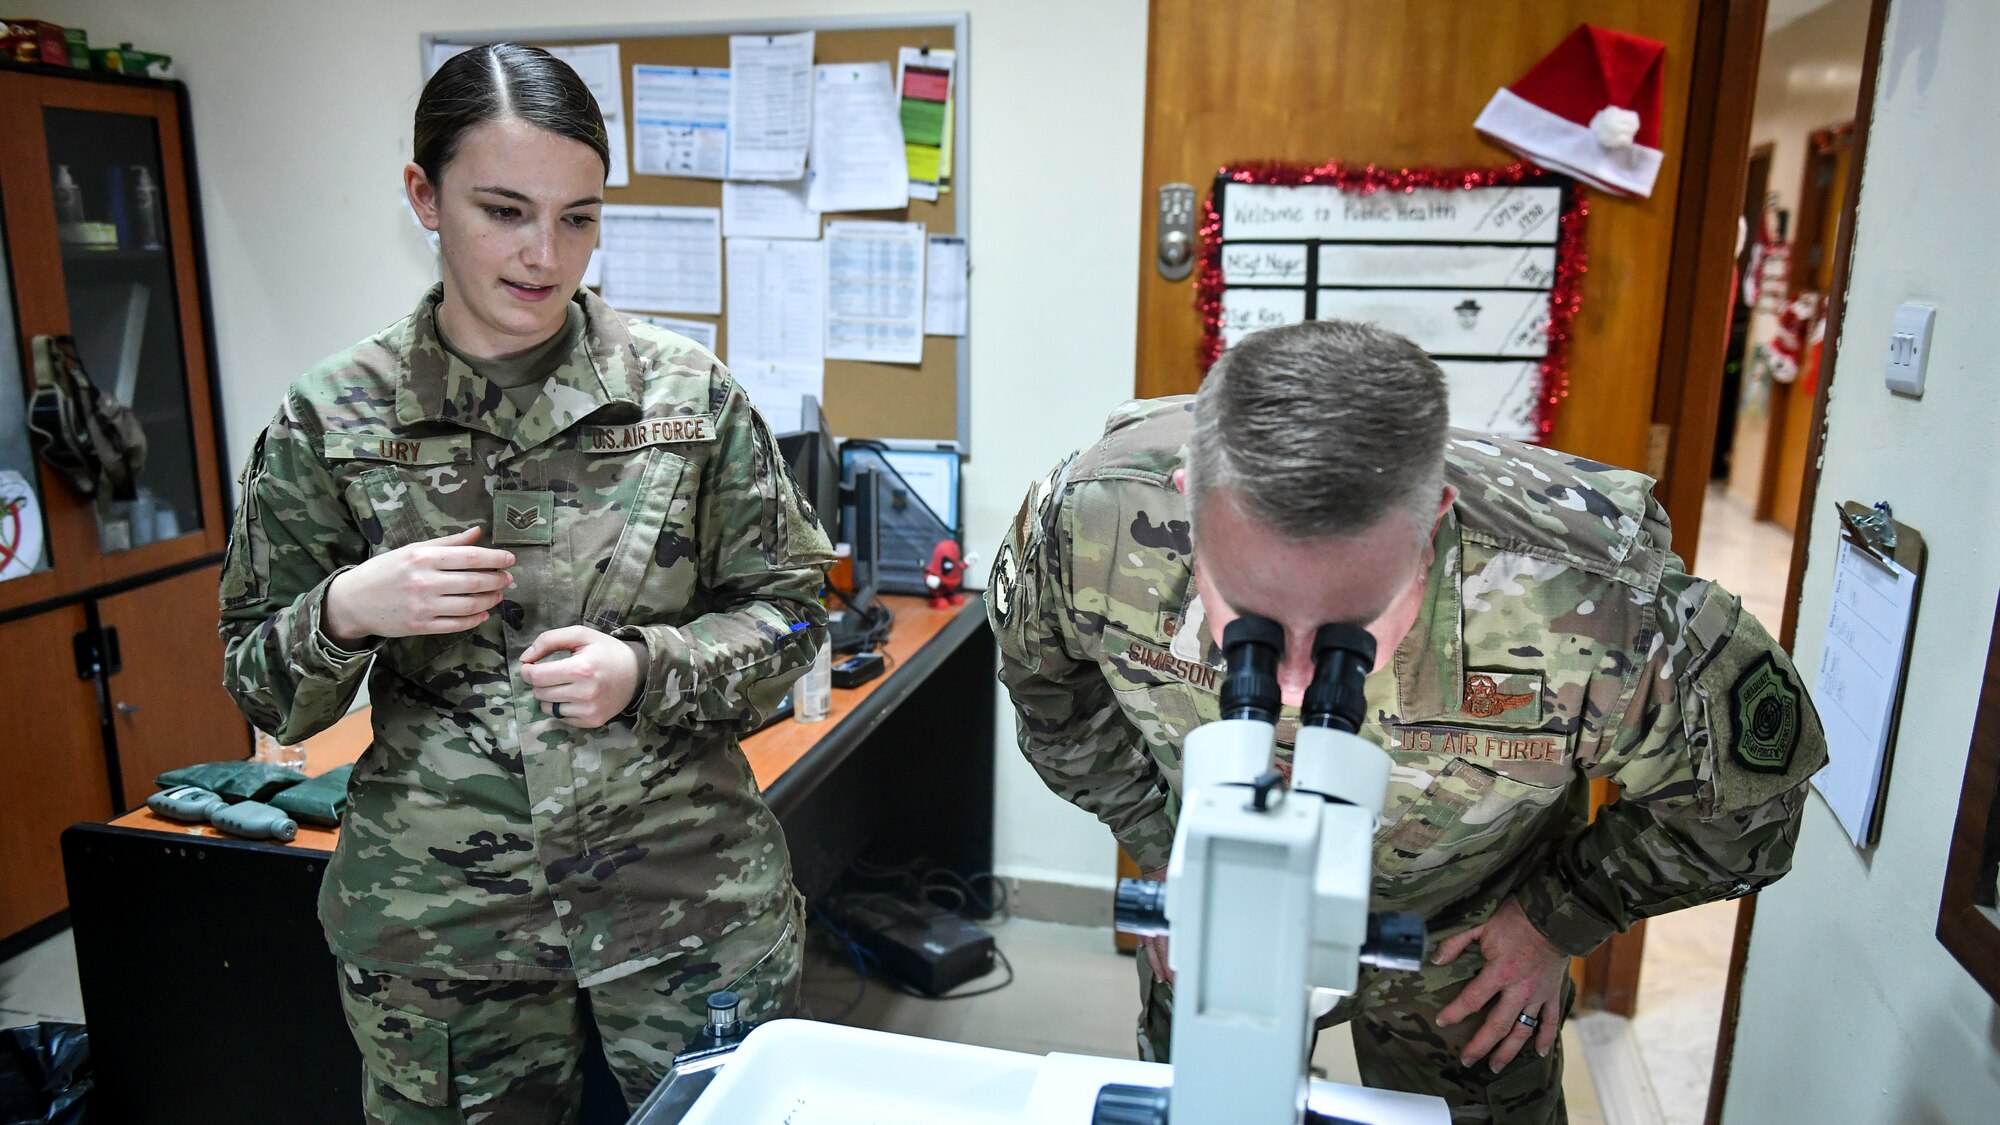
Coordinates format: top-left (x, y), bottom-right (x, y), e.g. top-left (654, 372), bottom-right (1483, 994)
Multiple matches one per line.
top-left (491, 489), bottom-right (554, 547)
top-left (1730, 652), bottom-right (1802, 773)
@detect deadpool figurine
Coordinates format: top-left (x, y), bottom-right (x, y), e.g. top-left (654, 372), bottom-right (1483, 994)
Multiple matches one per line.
top-left (924, 539), bottom-right (966, 609)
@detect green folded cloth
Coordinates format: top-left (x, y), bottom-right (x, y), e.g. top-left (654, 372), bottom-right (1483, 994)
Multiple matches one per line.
top-left (268, 764), bottom-right (353, 827)
top-left (155, 761), bottom-right (307, 804)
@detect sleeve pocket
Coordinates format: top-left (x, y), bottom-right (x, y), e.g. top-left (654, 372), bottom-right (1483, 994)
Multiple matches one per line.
top-left (341, 986), bottom-right (453, 1108)
top-left (219, 430), bottom-right (272, 610)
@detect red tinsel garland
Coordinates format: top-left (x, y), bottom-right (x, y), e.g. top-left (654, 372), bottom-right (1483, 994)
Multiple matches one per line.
top-left (1196, 161), bottom-right (1589, 443)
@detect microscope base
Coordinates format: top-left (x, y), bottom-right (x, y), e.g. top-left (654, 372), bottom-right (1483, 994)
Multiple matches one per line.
top-left (645, 1019), bottom-right (1449, 1125)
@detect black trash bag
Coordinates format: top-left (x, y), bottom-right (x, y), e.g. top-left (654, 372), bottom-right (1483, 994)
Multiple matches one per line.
top-left (0, 1021), bottom-right (92, 1125)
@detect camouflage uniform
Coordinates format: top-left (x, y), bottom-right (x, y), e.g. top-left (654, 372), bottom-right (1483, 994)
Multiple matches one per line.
top-left (219, 286), bottom-right (833, 1120)
top-left (991, 398), bottom-right (1824, 1124)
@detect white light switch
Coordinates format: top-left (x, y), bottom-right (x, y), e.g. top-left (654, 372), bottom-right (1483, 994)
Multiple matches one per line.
top-left (1885, 302), bottom-right (1935, 397)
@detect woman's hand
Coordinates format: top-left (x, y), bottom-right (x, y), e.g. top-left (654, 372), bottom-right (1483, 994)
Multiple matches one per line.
top-left (520, 626), bottom-right (643, 729)
top-left (324, 526), bottom-right (513, 646)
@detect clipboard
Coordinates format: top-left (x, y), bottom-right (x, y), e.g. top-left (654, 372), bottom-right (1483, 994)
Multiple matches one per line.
top-left (1814, 500), bottom-right (1926, 848)
top-left (1835, 500), bottom-right (1925, 576)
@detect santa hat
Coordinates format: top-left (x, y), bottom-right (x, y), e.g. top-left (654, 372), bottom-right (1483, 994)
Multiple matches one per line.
top-left (1474, 24), bottom-right (1666, 198)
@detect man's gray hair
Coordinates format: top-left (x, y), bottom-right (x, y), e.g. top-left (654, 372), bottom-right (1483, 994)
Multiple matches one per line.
top-left (1188, 320), bottom-right (1450, 542)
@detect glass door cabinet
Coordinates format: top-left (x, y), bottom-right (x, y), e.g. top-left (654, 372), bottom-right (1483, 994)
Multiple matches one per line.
top-left (0, 61), bottom-right (244, 947)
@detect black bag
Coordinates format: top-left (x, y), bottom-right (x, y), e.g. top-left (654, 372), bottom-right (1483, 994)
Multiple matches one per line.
top-left (26, 335), bottom-right (147, 504)
top-left (0, 1021), bottom-right (92, 1125)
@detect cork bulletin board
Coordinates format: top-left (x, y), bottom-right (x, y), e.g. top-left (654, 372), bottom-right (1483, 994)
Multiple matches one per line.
top-left (423, 16), bottom-right (971, 447)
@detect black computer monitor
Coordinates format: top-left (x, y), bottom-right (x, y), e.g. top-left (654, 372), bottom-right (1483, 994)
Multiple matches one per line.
top-left (775, 395), bottom-right (841, 549)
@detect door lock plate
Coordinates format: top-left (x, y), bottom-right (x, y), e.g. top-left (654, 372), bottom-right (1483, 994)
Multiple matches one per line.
top-left (1157, 183), bottom-right (1197, 281)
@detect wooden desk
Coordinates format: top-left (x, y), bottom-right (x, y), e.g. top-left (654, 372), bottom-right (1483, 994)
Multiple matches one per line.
top-left (104, 595), bottom-right (969, 852)
top-left (62, 595), bottom-right (993, 1125)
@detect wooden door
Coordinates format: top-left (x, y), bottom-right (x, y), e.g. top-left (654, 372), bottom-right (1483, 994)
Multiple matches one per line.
top-left (1137, 0), bottom-right (1743, 1012)
top-left (0, 603), bottom-right (113, 937)
top-left (1762, 126), bottom-right (1850, 532)
top-left (1136, 0), bottom-right (1704, 473)
top-left (97, 563), bottom-right (249, 810)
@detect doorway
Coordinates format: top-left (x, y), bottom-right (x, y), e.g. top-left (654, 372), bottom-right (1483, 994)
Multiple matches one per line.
top-left (1641, 1), bottom-right (1886, 1124)
top-left (1131, 0), bottom-right (1888, 1120)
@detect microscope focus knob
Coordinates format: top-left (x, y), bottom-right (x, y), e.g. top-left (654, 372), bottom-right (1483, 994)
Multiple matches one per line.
top-left (1092, 1082), bottom-right (1171, 1125)
top-left (1359, 913), bottom-right (1427, 973)
top-left (1112, 877), bottom-right (1169, 938)
top-left (705, 991), bottom-right (741, 1037)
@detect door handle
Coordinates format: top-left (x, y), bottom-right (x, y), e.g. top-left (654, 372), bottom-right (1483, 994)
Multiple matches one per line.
top-left (116, 702), bottom-right (138, 717)
top-left (1156, 183), bottom-right (1197, 281)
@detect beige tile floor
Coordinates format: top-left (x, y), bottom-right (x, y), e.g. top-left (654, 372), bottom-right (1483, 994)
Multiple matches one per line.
top-left (804, 917), bottom-right (1608, 1123)
top-left (1, 916), bottom-right (1602, 1119)
top-left (0, 929), bottom-right (84, 1028)
top-left (1595, 483), bottom-right (1791, 1125)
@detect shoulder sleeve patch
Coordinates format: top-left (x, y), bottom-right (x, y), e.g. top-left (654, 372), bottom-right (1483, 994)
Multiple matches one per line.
top-left (991, 539), bottom-right (1019, 623)
top-left (1686, 593), bottom-right (1826, 811)
top-left (1728, 652), bottom-right (1805, 774)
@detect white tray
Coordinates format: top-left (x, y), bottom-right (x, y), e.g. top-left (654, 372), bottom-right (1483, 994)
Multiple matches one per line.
top-left (678, 1019), bottom-right (1449, 1124)
top-left (679, 1020), bottom-right (1043, 1124)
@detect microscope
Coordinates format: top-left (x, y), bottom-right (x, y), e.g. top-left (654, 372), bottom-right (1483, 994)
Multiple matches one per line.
top-left (1099, 615), bottom-right (1427, 1125)
top-left (629, 613), bottom-right (1444, 1125)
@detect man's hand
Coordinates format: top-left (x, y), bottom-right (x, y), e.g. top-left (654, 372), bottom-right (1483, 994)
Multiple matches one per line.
top-left (1433, 897), bottom-right (1568, 1070)
top-left (324, 526), bottom-right (513, 646)
top-left (1137, 866), bottom-right (1173, 984)
top-left (520, 626), bottom-right (643, 729)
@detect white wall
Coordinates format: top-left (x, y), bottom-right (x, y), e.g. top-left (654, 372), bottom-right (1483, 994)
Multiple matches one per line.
top-left (1727, 1), bottom-right (2000, 1120)
top-left (44, 0), bottom-right (1142, 889)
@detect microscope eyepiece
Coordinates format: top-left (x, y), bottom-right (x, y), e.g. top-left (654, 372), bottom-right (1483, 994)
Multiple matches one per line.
top-left (1219, 615), bottom-right (1284, 723)
top-left (1301, 622), bottom-right (1376, 733)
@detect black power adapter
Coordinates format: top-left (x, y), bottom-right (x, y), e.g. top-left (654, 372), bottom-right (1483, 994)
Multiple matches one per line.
top-left (832, 893), bottom-right (995, 997)
top-left (831, 652), bottom-right (885, 688)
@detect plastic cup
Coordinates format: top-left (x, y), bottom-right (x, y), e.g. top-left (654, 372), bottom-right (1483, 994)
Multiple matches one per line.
top-left (793, 642), bottom-right (832, 723)
top-left (254, 728), bottom-right (307, 773)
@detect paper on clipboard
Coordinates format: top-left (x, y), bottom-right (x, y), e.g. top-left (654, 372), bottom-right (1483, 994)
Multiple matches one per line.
top-left (1811, 519), bottom-right (1923, 848)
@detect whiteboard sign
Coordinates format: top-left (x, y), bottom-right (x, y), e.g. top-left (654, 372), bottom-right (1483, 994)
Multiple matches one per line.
top-left (1223, 183), bottom-right (1560, 244)
top-left (1220, 288), bottom-right (1306, 347)
top-left (1318, 244), bottom-right (1556, 289)
top-left (1222, 243), bottom-right (1308, 285)
top-left (1438, 360), bottom-right (1540, 441)
top-left (1315, 288), bottom-right (1551, 357)
top-left (1205, 172), bottom-right (1575, 441)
